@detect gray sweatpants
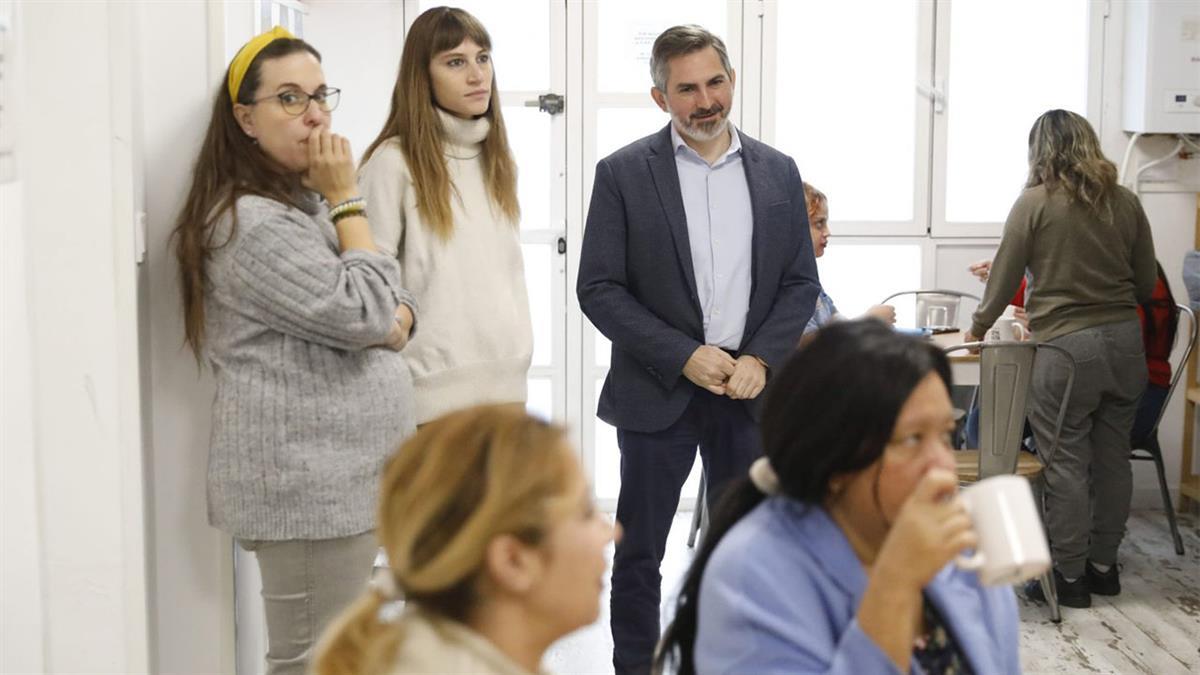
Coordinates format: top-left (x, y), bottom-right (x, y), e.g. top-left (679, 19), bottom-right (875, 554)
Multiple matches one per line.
top-left (1029, 319), bottom-right (1147, 579)
top-left (238, 532), bottom-right (378, 675)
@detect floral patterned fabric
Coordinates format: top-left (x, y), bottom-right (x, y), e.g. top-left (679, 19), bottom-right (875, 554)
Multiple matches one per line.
top-left (913, 595), bottom-right (973, 675)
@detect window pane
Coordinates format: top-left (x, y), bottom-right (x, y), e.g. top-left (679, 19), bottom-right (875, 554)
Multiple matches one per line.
top-left (817, 244), bottom-right (923, 326)
top-left (527, 377), bottom-right (553, 422)
top-left (597, 0), bottom-right (728, 93)
top-left (504, 106), bottom-right (551, 231)
top-left (522, 244), bottom-right (552, 367)
top-left (774, 0), bottom-right (918, 223)
top-left (944, 0), bottom-right (1089, 223)
top-left (420, 0), bottom-right (551, 92)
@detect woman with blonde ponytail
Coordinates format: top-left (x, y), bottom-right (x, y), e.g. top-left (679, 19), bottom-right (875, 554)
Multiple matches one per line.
top-left (359, 6), bottom-right (532, 425)
top-left (314, 406), bottom-right (617, 675)
top-left (966, 109), bottom-right (1157, 608)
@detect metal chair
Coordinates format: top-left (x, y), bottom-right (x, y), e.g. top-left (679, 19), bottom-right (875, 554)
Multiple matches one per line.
top-left (1130, 303), bottom-right (1196, 556)
top-left (881, 289), bottom-right (982, 330)
top-left (686, 469), bottom-right (708, 548)
top-left (944, 340), bottom-right (1076, 623)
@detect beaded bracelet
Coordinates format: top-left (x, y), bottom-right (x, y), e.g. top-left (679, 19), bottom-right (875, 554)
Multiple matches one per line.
top-left (328, 196), bottom-right (366, 220)
top-left (331, 206), bottom-right (366, 225)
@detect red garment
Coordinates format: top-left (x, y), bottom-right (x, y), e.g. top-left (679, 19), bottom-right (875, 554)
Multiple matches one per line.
top-left (1014, 274), bottom-right (1171, 386)
top-left (1138, 274), bottom-right (1174, 388)
top-left (1010, 279), bottom-right (1026, 308)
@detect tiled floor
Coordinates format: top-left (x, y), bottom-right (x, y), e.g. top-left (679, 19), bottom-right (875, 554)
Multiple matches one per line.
top-left (545, 509), bottom-right (1200, 674)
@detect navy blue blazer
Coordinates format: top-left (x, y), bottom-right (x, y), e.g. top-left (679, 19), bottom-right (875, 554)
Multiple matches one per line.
top-left (577, 124), bottom-right (820, 433)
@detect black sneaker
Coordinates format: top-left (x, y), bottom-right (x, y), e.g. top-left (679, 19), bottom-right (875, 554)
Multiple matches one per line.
top-left (1025, 569), bottom-right (1091, 608)
top-left (1086, 562), bottom-right (1120, 596)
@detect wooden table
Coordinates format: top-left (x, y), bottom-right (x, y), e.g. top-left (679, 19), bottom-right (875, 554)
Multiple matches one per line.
top-left (930, 330), bottom-right (980, 386)
top-left (954, 449), bottom-right (1044, 482)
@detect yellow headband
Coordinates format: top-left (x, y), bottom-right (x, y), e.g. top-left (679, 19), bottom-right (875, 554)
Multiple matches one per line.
top-left (227, 26), bottom-right (298, 102)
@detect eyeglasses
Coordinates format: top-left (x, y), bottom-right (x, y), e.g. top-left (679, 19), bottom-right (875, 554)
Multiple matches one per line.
top-left (249, 87), bottom-right (341, 116)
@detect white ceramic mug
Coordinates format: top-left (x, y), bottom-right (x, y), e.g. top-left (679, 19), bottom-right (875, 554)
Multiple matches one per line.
top-left (955, 475), bottom-right (1051, 586)
top-left (986, 317), bottom-right (1028, 342)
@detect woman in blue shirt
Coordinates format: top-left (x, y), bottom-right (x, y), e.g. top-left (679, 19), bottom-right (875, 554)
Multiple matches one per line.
top-left (655, 320), bottom-right (1020, 674)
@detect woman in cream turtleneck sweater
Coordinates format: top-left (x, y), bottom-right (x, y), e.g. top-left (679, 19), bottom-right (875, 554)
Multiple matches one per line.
top-left (359, 7), bottom-right (532, 424)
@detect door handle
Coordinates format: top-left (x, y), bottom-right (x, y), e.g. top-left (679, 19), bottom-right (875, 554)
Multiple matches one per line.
top-left (526, 93), bottom-right (565, 115)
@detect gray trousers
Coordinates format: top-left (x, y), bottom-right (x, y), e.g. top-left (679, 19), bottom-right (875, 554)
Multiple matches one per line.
top-left (1029, 320), bottom-right (1146, 579)
top-left (238, 532), bottom-right (378, 675)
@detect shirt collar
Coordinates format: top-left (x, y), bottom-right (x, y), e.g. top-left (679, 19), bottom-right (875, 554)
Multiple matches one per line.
top-left (670, 121), bottom-right (741, 165)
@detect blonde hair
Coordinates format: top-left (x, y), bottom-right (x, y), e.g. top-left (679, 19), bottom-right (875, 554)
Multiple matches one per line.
top-left (312, 406), bottom-right (576, 675)
top-left (1025, 109), bottom-right (1118, 220)
top-left (802, 181), bottom-right (827, 218)
top-left (361, 6), bottom-right (520, 238)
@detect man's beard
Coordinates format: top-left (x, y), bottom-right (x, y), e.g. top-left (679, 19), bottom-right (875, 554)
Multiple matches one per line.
top-left (675, 104), bottom-right (730, 142)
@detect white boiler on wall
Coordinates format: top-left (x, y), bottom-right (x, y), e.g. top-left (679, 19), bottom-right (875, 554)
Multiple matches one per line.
top-left (1122, 0), bottom-right (1200, 134)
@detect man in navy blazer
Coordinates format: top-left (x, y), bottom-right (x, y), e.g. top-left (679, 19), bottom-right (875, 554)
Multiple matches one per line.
top-left (577, 24), bottom-right (820, 674)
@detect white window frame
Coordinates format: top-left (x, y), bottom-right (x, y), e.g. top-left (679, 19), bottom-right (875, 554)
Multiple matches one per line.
top-left (928, 0), bottom-right (1109, 238)
top-left (757, 0), bottom-right (935, 237)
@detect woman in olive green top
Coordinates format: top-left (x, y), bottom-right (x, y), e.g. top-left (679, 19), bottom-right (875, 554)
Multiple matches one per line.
top-left (968, 109), bottom-right (1156, 609)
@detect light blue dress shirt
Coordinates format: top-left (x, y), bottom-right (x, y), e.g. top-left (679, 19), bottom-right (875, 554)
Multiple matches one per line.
top-left (671, 124), bottom-right (754, 350)
top-left (804, 289), bottom-right (839, 335)
top-left (696, 497), bottom-right (1021, 674)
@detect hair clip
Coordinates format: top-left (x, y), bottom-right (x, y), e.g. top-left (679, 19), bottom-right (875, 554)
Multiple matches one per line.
top-left (369, 569), bottom-right (400, 599)
top-left (377, 599), bottom-right (405, 624)
top-left (749, 456), bottom-right (781, 496)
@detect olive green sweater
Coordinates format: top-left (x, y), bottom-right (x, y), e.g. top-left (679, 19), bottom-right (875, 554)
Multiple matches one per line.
top-left (971, 184), bottom-right (1157, 342)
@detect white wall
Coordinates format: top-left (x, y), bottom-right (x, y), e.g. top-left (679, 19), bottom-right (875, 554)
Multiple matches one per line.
top-left (1096, 1), bottom-right (1200, 503)
top-left (0, 0), bottom-right (151, 671)
top-left (1, 182), bottom-right (45, 674)
top-left (0, 2), bottom-right (45, 670)
top-left (139, 0), bottom-right (237, 671)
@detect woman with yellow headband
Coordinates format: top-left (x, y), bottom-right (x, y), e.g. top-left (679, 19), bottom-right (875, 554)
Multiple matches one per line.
top-left (171, 27), bottom-right (418, 675)
top-left (359, 7), bottom-right (532, 425)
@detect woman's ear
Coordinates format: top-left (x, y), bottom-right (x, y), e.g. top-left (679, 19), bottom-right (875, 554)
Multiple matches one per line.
top-left (233, 103), bottom-right (257, 139)
top-left (483, 534), bottom-right (541, 596)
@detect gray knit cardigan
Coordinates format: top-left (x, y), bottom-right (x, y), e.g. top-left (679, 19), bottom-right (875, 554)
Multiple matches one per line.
top-left (202, 193), bottom-right (417, 540)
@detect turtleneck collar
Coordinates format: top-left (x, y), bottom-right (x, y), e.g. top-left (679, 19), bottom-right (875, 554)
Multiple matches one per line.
top-left (438, 107), bottom-right (491, 159)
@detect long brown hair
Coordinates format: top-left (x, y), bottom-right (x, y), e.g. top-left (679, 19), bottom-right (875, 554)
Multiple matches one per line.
top-left (361, 6), bottom-right (519, 238)
top-left (172, 38), bottom-right (321, 359)
top-left (1025, 109), bottom-right (1119, 220)
top-left (312, 406), bottom-right (578, 675)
